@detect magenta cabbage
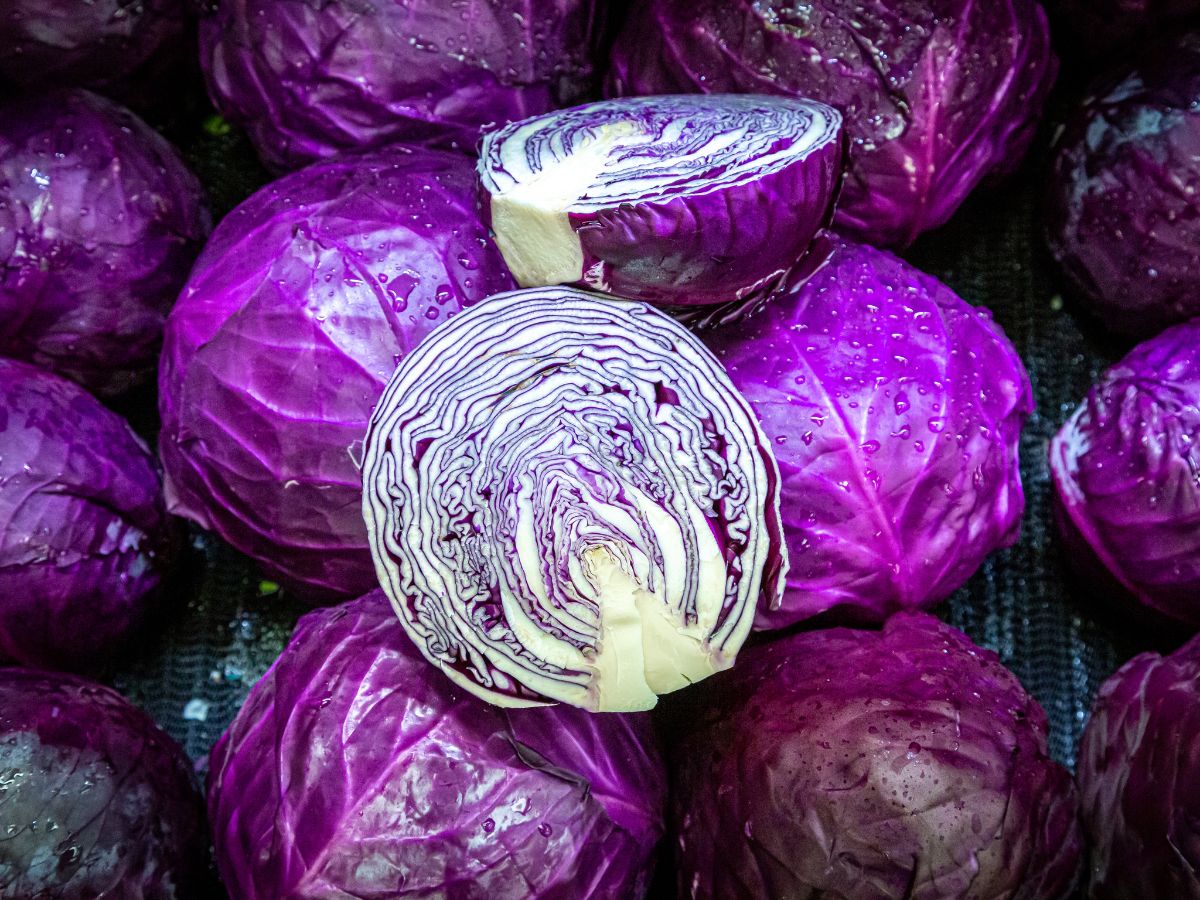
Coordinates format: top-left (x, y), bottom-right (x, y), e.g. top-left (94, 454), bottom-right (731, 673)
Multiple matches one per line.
top-left (0, 0), bottom-right (185, 92)
top-left (1046, 33), bottom-right (1200, 338)
top-left (362, 287), bottom-right (786, 711)
top-left (703, 239), bottom-right (1031, 629)
top-left (1050, 318), bottom-right (1200, 625)
top-left (159, 148), bottom-right (514, 601)
top-left (208, 590), bottom-right (666, 899)
top-left (0, 89), bottom-right (210, 396)
top-left (199, 0), bottom-right (606, 171)
top-left (1077, 634), bottom-right (1200, 898)
top-left (606, 0), bottom-right (1056, 248)
top-left (0, 668), bottom-right (207, 896)
top-left (477, 94), bottom-right (843, 305)
top-left (0, 359), bottom-right (172, 673)
top-left (670, 612), bottom-right (1082, 899)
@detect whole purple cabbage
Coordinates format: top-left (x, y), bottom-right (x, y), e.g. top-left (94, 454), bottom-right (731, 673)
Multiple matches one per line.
top-left (0, 89), bottom-right (210, 396)
top-left (362, 287), bottom-right (786, 711)
top-left (1046, 33), bottom-right (1200, 338)
top-left (0, 359), bottom-right (172, 673)
top-left (199, 0), bottom-right (606, 171)
top-left (0, 668), bottom-right (208, 896)
top-left (1050, 318), bottom-right (1200, 625)
top-left (208, 590), bottom-right (667, 899)
top-left (159, 148), bottom-right (514, 601)
top-left (670, 612), bottom-right (1082, 899)
top-left (702, 239), bottom-right (1031, 629)
top-left (477, 94), bottom-right (843, 305)
top-left (1077, 634), bottom-right (1200, 898)
top-left (0, 0), bottom-right (185, 92)
top-left (606, 0), bottom-right (1056, 248)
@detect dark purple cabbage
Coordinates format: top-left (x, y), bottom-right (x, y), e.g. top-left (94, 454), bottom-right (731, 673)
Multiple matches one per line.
top-left (1077, 634), bottom-right (1200, 898)
top-left (159, 147), bottom-right (515, 601)
top-left (199, 0), bottom-right (606, 171)
top-left (670, 613), bottom-right (1082, 899)
top-left (0, 359), bottom-right (172, 673)
top-left (0, 89), bottom-right (210, 396)
top-left (1046, 33), bottom-right (1200, 338)
top-left (0, 0), bottom-right (185, 93)
top-left (208, 590), bottom-right (667, 899)
top-left (606, 0), bottom-right (1056, 248)
top-left (1050, 317), bottom-right (1200, 625)
top-left (0, 668), bottom-right (207, 897)
top-left (703, 239), bottom-right (1031, 629)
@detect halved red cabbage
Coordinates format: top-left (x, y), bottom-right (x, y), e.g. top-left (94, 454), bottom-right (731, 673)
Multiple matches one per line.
top-left (670, 613), bottom-right (1082, 899)
top-left (361, 287), bottom-right (786, 711)
top-left (1050, 317), bottom-right (1200, 625)
top-left (478, 94), bottom-right (843, 305)
top-left (702, 239), bottom-right (1031, 628)
top-left (208, 590), bottom-right (666, 900)
top-left (606, 0), bottom-right (1056, 248)
top-left (159, 147), bottom-right (514, 601)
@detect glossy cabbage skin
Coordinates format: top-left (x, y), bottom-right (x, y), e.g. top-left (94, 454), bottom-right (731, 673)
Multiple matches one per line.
top-left (704, 239), bottom-right (1031, 628)
top-left (0, 0), bottom-right (185, 91)
top-left (200, 0), bottom-right (606, 171)
top-left (0, 90), bottom-right (211, 396)
top-left (607, 0), bottom-right (1056, 248)
top-left (1077, 634), bottom-right (1200, 899)
top-left (1050, 318), bottom-right (1200, 625)
top-left (158, 148), bottom-right (514, 600)
top-left (1046, 34), bottom-right (1200, 337)
top-left (0, 359), bottom-right (172, 672)
top-left (670, 612), bottom-right (1082, 900)
top-left (0, 669), bottom-right (207, 897)
top-left (208, 590), bottom-right (667, 900)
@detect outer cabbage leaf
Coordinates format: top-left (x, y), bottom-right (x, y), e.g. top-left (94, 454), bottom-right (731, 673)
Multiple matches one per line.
top-left (1050, 317), bottom-right (1200, 625)
top-left (208, 590), bottom-right (667, 900)
top-left (199, 0), bottom-right (607, 171)
top-left (703, 239), bottom-right (1031, 628)
top-left (606, 0), bottom-right (1056, 248)
top-left (0, 668), bottom-right (208, 897)
top-left (1077, 634), bottom-right (1200, 899)
top-left (362, 287), bottom-right (786, 711)
top-left (0, 89), bottom-right (210, 396)
top-left (159, 147), bottom-right (514, 601)
top-left (1046, 33), bottom-right (1200, 338)
top-left (0, 359), bottom-right (172, 672)
top-left (478, 94), bottom-right (843, 305)
top-left (670, 612), bottom-right (1082, 899)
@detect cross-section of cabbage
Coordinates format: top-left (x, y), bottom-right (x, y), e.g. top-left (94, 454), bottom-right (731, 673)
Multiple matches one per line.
top-left (362, 288), bottom-right (787, 711)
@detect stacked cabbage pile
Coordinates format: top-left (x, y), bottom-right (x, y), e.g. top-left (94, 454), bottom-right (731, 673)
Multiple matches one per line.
top-left (5, 0), bottom-right (1200, 897)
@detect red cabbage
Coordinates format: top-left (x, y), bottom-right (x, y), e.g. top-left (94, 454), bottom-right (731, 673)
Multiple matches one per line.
top-left (361, 287), bottom-right (787, 711)
top-left (159, 147), bottom-right (514, 601)
top-left (0, 359), bottom-right (172, 673)
top-left (670, 613), bottom-right (1082, 899)
top-left (208, 590), bottom-right (666, 899)
top-left (704, 239), bottom-right (1031, 628)
top-left (606, 0), bottom-right (1056, 248)
top-left (477, 94), bottom-right (843, 305)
